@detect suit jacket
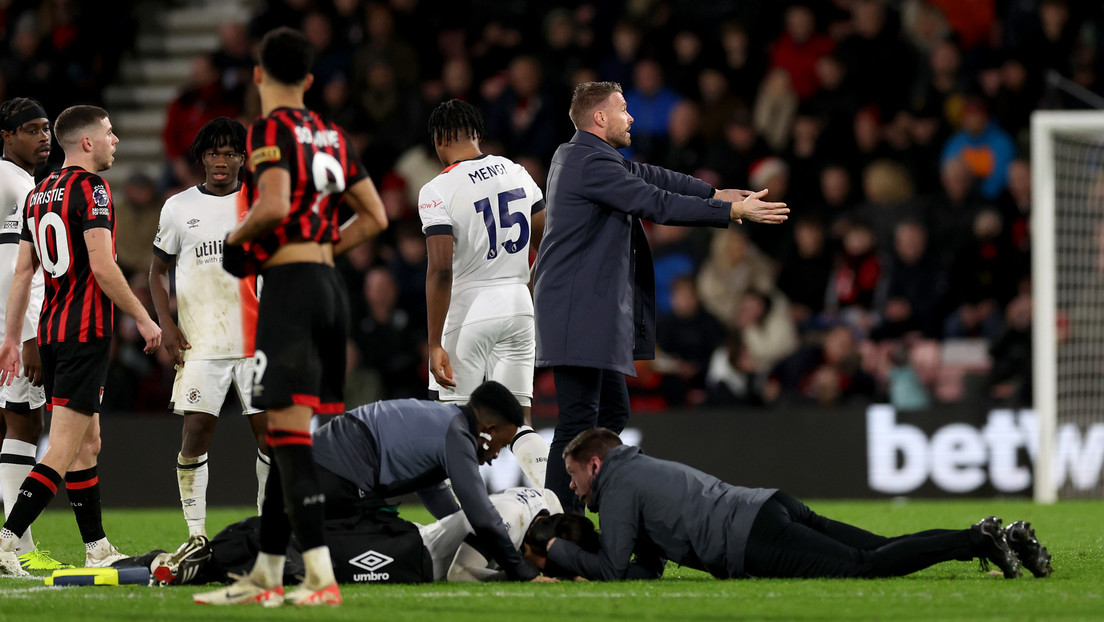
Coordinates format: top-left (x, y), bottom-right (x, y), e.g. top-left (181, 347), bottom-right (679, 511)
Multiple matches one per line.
top-left (534, 130), bottom-right (731, 375)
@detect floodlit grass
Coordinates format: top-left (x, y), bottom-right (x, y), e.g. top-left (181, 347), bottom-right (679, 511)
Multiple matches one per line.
top-left (1, 499), bottom-right (1101, 621)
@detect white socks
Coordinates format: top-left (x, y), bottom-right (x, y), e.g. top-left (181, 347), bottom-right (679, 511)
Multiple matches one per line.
top-left (177, 452), bottom-right (209, 538)
top-left (510, 426), bottom-right (549, 489)
top-left (256, 450), bottom-right (271, 516)
top-left (301, 546), bottom-right (336, 589)
top-left (0, 439), bottom-right (36, 554)
top-left (251, 551), bottom-right (285, 589)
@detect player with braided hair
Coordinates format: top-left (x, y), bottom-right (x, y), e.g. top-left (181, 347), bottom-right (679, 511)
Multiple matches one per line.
top-left (0, 98), bottom-right (70, 573)
top-left (420, 99), bottom-right (550, 491)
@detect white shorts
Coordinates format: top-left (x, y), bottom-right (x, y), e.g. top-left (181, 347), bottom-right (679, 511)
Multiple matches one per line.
top-left (0, 374), bottom-right (46, 413)
top-left (417, 512), bottom-right (471, 581)
top-left (170, 358), bottom-right (260, 416)
top-left (429, 314), bottom-right (534, 406)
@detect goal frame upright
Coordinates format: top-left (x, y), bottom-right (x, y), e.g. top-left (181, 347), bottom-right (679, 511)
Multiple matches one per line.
top-left (1031, 110), bottom-right (1104, 504)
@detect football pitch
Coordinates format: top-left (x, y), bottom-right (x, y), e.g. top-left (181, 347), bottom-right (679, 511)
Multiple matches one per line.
top-left (0, 499), bottom-right (1101, 621)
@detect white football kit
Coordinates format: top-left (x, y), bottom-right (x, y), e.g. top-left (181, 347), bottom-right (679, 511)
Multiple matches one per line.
top-left (417, 487), bottom-right (562, 581)
top-left (0, 158), bottom-right (45, 411)
top-left (154, 184), bottom-right (260, 416)
top-left (418, 155), bottom-right (544, 404)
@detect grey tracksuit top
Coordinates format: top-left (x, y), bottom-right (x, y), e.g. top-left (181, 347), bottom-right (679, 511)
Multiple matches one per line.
top-left (311, 398), bottom-right (527, 577)
top-left (547, 445), bottom-right (776, 580)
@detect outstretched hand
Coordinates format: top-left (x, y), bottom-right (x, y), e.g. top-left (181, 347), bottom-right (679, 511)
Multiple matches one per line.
top-left (723, 188), bottom-right (789, 224)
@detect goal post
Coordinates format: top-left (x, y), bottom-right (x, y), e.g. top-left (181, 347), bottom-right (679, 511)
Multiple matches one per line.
top-left (1031, 111), bottom-right (1104, 503)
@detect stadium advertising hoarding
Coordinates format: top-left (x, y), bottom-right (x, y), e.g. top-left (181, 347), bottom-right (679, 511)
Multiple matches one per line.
top-left (80, 405), bottom-right (1104, 507)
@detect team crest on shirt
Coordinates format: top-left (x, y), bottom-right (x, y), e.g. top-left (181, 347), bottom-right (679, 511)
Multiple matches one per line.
top-left (187, 388), bottom-right (201, 404)
top-left (92, 184), bottom-right (110, 207)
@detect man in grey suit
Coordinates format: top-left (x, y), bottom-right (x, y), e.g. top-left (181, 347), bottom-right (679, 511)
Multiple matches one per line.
top-left (532, 81), bottom-right (788, 513)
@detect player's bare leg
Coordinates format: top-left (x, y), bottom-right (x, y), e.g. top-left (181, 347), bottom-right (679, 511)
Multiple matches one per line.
top-left (510, 404), bottom-right (550, 489)
top-left (178, 412), bottom-right (217, 538)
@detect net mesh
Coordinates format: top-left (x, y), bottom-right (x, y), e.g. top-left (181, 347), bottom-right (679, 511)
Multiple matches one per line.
top-left (1051, 130), bottom-right (1104, 499)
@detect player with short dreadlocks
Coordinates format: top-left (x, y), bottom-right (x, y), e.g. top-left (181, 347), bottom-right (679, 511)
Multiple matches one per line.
top-left (149, 116), bottom-right (270, 569)
top-left (0, 98), bottom-right (70, 573)
top-left (419, 99), bottom-right (549, 491)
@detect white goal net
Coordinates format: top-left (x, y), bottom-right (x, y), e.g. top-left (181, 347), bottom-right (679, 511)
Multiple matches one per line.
top-left (1032, 111), bottom-right (1104, 502)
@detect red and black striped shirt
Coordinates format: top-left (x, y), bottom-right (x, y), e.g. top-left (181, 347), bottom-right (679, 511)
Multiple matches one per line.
top-left (20, 167), bottom-right (115, 344)
top-left (243, 107), bottom-right (367, 265)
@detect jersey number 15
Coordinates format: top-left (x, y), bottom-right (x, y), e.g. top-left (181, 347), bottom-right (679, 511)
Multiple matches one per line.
top-left (474, 188), bottom-right (528, 260)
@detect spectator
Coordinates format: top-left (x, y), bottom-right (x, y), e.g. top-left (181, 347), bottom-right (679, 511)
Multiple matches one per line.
top-left (705, 333), bottom-right (767, 406)
top-left (387, 220), bottom-right (429, 329)
top-left (352, 267), bottom-right (425, 399)
top-left (696, 68), bottom-right (743, 142)
top-left (940, 97), bottom-right (1016, 201)
top-left (995, 159), bottom-right (1032, 262)
top-left (598, 20), bottom-right (641, 88)
top-left (776, 216), bottom-right (833, 327)
top-left (986, 292), bottom-right (1032, 407)
top-left (697, 227), bottom-right (775, 331)
top-left (650, 223), bottom-right (703, 315)
top-left (768, 325), bottom-right (877, 406)
top-left (815, 163), bottom-right (858, 232)
top-left (655, 276), bottom-right (726, 405)
top-left (848, 159), bottom-right (921, 253)
top-left (745, 156), bottom-right (791, 256)
top-left (719, 21), bottom-right (766, 103)
top-left (483, 56), bottom-right (560, 162)
top-left (301, 11), bottom-right (352, 108)
top-left (113, 173), bottom-right (162, 276)
top-left (782, 108), bottom-right (824, 208)
top-left (872, 220), bottom-right (947, 340)
top-left (805, 54), bottom-right (856, 147)
top-left (659, 100), bottom-right (705, 174)
top-left (943, 209), bottom-right (1018, 340)
top-left (161, 54), bottom-right (241, 189)
top-left (623, 58), bottom-right (682, 161)
top-left (752, 67), bottom-right (798, 152)
top-left (825, 219), bottom-right (882, 332)
top-left (668, 30), bottom-right (706, 99)
top-left (834, 0), bottom-right (918, 115)
top-left (701, 108), bottom-right (770, 191)
top-left (769, 4), bottom-right (835, 100)
top-left (927, 157), bottom-right (987, 261)
top-left (733, 290), bottom-right (798, 374)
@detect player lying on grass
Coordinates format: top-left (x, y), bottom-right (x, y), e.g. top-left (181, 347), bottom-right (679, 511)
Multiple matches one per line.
top-left (528, 428), bottom-right (1053, 581)
top-left (131, 487), bottom-right (594, 584)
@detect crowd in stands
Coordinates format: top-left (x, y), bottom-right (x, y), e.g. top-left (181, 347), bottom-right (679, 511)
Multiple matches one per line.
top-left (9, 0), bottom-right (1104, 415)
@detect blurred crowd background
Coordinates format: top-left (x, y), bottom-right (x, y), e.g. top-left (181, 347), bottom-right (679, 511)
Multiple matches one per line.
top-left (1, 0), bottom-right (1102, 417)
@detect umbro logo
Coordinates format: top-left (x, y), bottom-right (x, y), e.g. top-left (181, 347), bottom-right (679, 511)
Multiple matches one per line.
top-left (349, 550), bottom-right (393, 572)
top-left (187, 218), bottom-right (200, 228)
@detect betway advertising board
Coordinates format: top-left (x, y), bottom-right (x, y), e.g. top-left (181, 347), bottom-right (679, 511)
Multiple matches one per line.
top-left (65, 406), bottom-right (1104, 508)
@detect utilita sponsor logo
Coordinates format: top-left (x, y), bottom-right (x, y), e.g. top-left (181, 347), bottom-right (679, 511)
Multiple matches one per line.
top-left (867, 405), bottom-right (1104, 494)
top-left (349, 550), bottom-right (393, 582)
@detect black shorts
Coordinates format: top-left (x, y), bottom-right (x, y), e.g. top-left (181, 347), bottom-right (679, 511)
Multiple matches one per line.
top-left (252, 263), bottom-right (348, 413)
top-left (41, 338), bottom-right (110, 415)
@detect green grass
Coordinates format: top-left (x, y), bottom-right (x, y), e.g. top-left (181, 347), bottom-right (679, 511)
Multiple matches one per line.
top-left (1, 499), bottom-right (1101, 621)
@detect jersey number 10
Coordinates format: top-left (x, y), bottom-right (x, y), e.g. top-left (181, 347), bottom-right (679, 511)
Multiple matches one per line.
top-left (473, 187), bottom-right (528, 260)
